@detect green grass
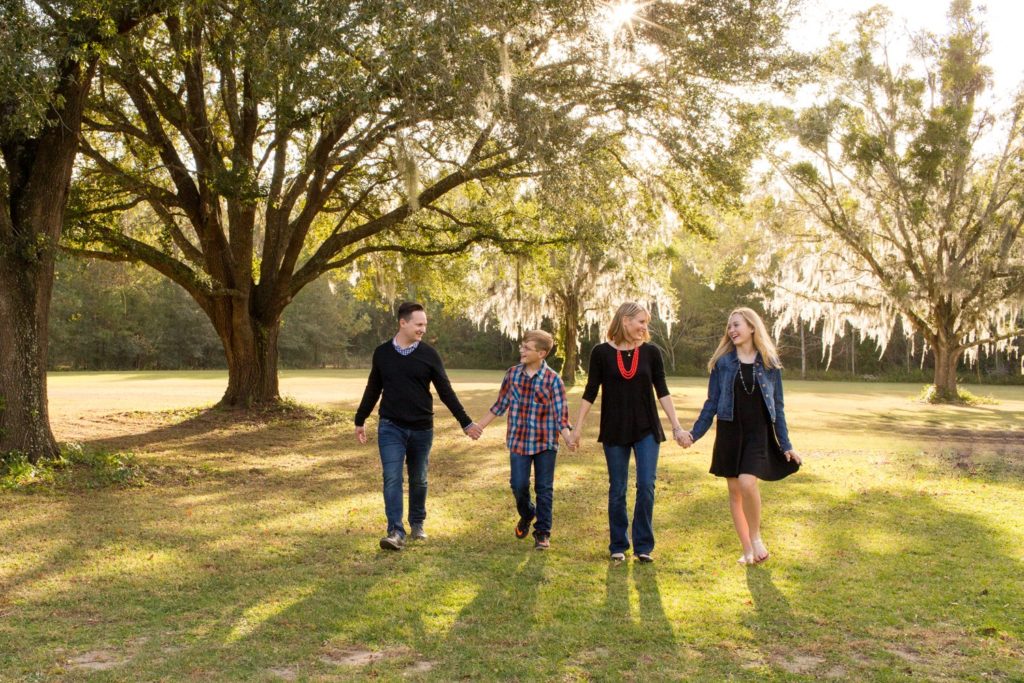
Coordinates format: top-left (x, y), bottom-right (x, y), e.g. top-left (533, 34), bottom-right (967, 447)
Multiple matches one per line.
top-left (1, 371), bottom-right (1022, 681)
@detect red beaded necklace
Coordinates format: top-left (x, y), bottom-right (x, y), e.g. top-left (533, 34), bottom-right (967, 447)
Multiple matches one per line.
top-left (616, 344), bottom-right (640, 380)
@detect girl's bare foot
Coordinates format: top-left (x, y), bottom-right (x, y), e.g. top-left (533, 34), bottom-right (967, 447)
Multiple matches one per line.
top-left (752, 538), bottom-right (769, 563)
top-left (737, 549), bottom-right (755, 565)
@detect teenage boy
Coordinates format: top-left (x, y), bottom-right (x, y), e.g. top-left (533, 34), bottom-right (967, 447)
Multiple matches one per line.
top-left (355, 302), bottom-right (482, 551)
top-left (477, 330), bottom-right (575, 550)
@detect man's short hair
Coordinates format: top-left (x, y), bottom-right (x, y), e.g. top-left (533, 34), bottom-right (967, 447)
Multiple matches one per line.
top-left (397, 302), bottom-right (425, 322)
top-left (523, 330), bottom-right (555, 356)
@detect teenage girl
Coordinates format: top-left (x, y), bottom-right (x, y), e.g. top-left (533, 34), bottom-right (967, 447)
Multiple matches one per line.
top-left (685, 308), bottom-right (801, 565)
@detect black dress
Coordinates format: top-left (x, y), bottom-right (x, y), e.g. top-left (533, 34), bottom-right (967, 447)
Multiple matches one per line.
top-left (710, 363), bottom-right (799, 481)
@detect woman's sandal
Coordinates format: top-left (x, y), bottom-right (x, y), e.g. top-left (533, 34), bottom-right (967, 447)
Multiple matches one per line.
top-left (752, 538), bottom-right (770, 563)
top-left (610, 552), bottom-right (626, 562)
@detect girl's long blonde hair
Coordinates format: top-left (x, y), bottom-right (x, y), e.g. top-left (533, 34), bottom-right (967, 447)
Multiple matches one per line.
top-left (606, 302), bottom-right (651, 345)
top-left (707, 307), bottom-right (783, 372)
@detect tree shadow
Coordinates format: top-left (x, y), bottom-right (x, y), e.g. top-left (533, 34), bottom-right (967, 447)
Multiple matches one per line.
top-left (5, 418), bottom-right (1024, 680)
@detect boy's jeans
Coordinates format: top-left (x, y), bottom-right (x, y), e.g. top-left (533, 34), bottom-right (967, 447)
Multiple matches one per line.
top-left (603, 433), bottom-right (659, 555)
top-left (378, 418), bottom-right (433, 537)
top-left (509, 449), bottom-right (557, 537)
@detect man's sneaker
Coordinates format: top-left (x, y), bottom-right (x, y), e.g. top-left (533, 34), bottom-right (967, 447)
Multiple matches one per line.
top-left (410, 523), bottom-right (427, 540)
top-left (379, 531), bottom-right (405, 551)
top-left (534, 534), bottom-right (550, 550)
top-left (515, 515), bottom-right (534, 539)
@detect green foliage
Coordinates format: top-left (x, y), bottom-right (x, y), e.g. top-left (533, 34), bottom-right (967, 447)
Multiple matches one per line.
top-left (1, 441), bottom-right (143, 490)
top-left (917, 384), bottom-right (998, 406)
top-left (49, 255), bottom-right (223, 370)
top-left (277, 277), bottom-right (371, 368)
top-left (0, 2), bottom-right (56, 138)
top-left (769, 1), bottom-right (1024, 398)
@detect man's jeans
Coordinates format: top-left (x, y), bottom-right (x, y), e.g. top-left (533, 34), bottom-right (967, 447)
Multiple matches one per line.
top-left (378, 418), bottom-right (433, 537)
top-left (509, 449), bottom-right (557, 537)
top-left (603, 433), bottom-right (659, 555)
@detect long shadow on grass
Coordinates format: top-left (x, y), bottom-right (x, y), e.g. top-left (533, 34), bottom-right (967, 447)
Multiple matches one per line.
top-left (7, 442), bottom-right (1023, 680)
top-left (74, 386), bottom-right (505, 454)
top-left (663, 472), bottom-right (1024, 679)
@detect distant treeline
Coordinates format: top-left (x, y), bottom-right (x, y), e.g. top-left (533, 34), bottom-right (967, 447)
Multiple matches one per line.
top-left (50, 257), bottom-right (1023, 384)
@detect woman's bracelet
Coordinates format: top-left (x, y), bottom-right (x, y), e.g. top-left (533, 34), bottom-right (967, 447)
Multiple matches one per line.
top-left (672, 426), bottom-right (685, 435)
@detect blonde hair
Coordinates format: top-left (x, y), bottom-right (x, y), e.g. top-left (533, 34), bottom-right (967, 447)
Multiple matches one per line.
top-left (707, 307), bottom-right (783, 371)
top-left (522, 329), bottom-right (555, 356)
top-left (606, 302), bottom-right (651, 345)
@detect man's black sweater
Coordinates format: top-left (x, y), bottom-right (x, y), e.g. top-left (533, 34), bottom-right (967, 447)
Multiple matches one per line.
top-left (354, 341), bottom-right (472, 430)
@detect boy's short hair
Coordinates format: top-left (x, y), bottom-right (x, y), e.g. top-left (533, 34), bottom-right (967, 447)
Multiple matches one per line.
top-left (523, 330), bottom-right (555, 356)
top-left (397, 302), bottom-right (425, 321)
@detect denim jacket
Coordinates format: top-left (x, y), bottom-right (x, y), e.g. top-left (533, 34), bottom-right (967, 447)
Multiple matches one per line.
top-left (689, 350), bottom-right (793, 452)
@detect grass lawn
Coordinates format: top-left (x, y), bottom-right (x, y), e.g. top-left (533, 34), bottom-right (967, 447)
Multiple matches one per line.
top-left (1, 370), bottom-right (1022, 681)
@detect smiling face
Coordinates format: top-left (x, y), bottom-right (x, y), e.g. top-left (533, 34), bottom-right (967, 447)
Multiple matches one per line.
top-left (397, 310), bottom-right (427, 346)
top-left (727, 313), bottom-right (754, 348)
top-left (623, 311), bottom-right (650, 344)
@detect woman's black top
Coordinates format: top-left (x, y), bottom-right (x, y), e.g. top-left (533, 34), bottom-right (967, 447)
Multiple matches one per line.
top-left (582, 342), bottom-right (669, 446)
top-left (710, 362), bottom-right (799, 481)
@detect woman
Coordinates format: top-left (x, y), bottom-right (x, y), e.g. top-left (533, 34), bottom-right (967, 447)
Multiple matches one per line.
top-left (571, 302), bottom-right (687, 563)
top-left (686, 307), bottom-right (802, 565)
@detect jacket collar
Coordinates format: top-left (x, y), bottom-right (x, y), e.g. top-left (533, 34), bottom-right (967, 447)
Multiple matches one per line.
top-left (725, 349), bottom-right (762, 366)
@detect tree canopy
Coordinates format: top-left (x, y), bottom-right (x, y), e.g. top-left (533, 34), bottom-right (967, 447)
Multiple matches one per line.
top-left (765, 1), bottom-right (1024, 401)
top-left (63, 0), bottom-right (806, 406)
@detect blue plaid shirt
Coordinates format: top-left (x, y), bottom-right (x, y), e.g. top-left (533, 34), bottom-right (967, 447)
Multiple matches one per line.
top-left (490, 362), bottom-right (571, 456)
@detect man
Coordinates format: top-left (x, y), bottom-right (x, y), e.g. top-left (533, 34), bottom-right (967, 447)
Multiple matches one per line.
top-left (355, 302), bottom-right (482, 550)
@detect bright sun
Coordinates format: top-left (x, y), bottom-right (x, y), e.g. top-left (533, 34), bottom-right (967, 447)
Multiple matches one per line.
top-left (600, 1), bottom-right (653, 41)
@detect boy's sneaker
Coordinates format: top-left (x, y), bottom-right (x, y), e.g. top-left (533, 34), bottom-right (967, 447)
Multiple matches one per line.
top-left (515, 515), bottom-right (534, 539)
top-left (410, 523), bottom-right (427, 540)
top-left (379, 531), bottom-right (405, 551)
top-left (534, 534), bottom-right (550, 550)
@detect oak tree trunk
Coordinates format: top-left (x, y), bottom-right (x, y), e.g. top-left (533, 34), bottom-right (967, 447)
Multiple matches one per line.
top-left (931, 341), bottom-right (962, 402)
top-left (0, 254), bottom-right (59, 461)
top-left (799, 322), bottom-right (807, 380)
top-left (0, 61), bottom-right (95, 461)
top-left (561, 294), bottom-right (581, 387)
top-left (212, 301), bottom-right (282, 407)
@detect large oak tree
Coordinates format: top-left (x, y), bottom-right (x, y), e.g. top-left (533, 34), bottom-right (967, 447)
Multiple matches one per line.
top-left (767, 1), bottom-right (1024, 401)
top-left (70, 0), bottom-right (806, 407)
top-left (1, 0), bottom-right (167, 460)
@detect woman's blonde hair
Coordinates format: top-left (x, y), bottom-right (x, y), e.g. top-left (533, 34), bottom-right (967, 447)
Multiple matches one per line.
top-left (707, 307), bottom-right (782, 371)
top-left (606, 302), bottom-right (651, 345)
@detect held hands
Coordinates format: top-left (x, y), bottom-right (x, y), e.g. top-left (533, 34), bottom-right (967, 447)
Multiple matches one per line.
top-left (569, 428), bottom-right (583, 452)
top-left (785, 450), bottom-right (802, 465)
top-left (672, 426), bottom-right (693, 448)
top-left (464, 422), bottom-right (483, 440)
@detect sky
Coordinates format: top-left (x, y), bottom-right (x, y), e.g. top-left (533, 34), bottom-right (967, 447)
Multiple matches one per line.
top-left (791, 0), bottom-right (1024, 96)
